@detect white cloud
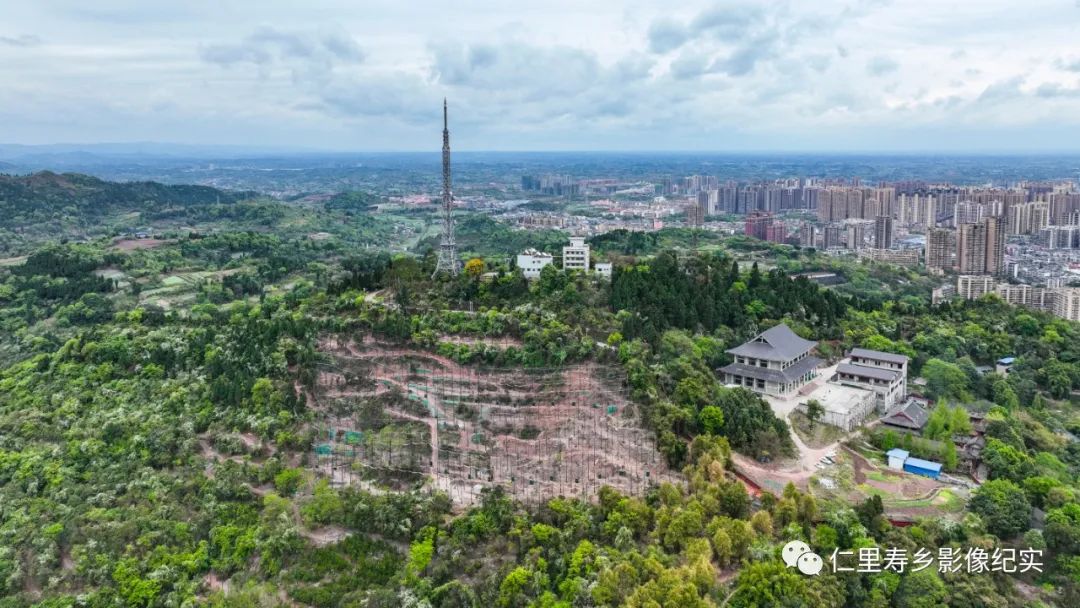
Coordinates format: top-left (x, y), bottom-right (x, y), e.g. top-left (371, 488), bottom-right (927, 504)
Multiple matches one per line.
top-left (866, 55), bottom-right (898, 76)
top-left (1, 0), bottom-right (1080, 150)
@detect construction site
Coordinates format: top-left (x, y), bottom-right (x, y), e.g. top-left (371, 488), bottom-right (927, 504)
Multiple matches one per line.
top-left (309, 335), bottom-right (674, 506)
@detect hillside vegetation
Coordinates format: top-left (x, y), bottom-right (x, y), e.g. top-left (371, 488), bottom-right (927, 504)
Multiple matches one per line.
top-left (0, 175), bottom-right (1078, 607)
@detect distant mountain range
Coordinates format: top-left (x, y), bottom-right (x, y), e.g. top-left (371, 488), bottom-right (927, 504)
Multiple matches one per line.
top-left (0, 142), bottom-right (318, 162)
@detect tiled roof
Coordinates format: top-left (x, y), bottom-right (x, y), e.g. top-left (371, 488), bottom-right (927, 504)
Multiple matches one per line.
top-left (837, 362), bottom-right (900, 382)
top-left (850, 348), bottom-right (909, 364)
top-left (881, 400), bottom-right (929, 430)
top-left (727, 324), bottom-right (817, 361)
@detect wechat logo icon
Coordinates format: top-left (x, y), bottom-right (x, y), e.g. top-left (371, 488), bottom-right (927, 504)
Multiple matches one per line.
top-left (783, 540), bottom-right (823, 576)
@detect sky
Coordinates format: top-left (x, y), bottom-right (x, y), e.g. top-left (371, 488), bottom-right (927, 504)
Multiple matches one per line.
top-left (2, 0), bottom-right (1080, 152)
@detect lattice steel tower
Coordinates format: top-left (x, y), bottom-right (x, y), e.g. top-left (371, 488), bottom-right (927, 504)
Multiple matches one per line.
top-left (433, 99), bottom-right (461, 277)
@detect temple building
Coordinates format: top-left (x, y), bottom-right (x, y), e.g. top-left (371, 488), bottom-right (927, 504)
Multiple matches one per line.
top-left (720, 324), bottom-right (821, 395)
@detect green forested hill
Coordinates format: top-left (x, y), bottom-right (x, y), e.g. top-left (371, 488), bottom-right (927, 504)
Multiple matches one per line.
top-left (0, 171), bottom-right (257, 220)
top-left (0, 172), bottom-right (268, 256)
top-left (1, 178), bottom-right (1079, 607)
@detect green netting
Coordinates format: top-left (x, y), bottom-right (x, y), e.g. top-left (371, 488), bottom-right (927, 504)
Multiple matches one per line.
top-left (345, 431), bottom-right (363, 444)
top-left (315, 444), bottom-right (332, 455)
top-left (471, 433), bottom-right (485, 444)
top-left (607, 405), bottom-right (617, 414)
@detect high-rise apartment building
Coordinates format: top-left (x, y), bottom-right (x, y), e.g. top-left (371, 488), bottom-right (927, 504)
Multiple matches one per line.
top-left (954, 201), bottom-right (987, 226)
top-left (1007, 201), bottom-right (1050, 235)
top-left (926, 228), bottom-right (956, 273)
top-left (744, 212), bottom-right (772, 240)
top-left (823, 224), bottom-right (845, 249)
top-left (1055, 288), bottom-right (1080, 322)
top-left (765, 221), bottom-right (787, 244)
top-left (874, 215), bottom-right (894, 249)
top-left (957, 217), bottom-right (1004, 275)
top-left (897, 194), bottom-right (936, 228)
top-left (1048, 193), bottom-right (1080, 224)
top-left (956, 275), bottom-right (997, 299)
top-left (1040, 225), bottom-right (1080, 249)
top-left (985, 216), bottom-right (1005, 276)
top-left (845, 222), bottom-right (868, 250)
top-left (798, 222), bottom-right (817, 248)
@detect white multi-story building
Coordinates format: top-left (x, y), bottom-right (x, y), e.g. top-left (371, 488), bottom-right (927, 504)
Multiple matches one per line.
top-left (517, 249), bottom-right (554, 279)
top-left (563, 237), bottom-right (590, 271)
top-left (834, 349), bottom-right (909, 413)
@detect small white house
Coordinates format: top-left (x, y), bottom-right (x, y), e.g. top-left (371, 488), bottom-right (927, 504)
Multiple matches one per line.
top-left (517, 249), bottom-right (554, 279)
top-left (594, 262), bottom-right (612, 279)
top-left (887, 448), bottom-right (909, 470)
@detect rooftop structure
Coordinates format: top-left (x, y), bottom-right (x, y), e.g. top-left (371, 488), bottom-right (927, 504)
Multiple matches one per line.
top-left (849, 348), bottom-right (909, 366)
top-left (836, 362), bottom-right (898, 381)
top-left (881, 399), bottom-right (929, 431)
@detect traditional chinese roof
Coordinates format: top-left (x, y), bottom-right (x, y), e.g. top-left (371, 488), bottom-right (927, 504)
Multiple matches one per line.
top-left (882, 400), bottom-right (929, 430)
top-left (726, 324), bottom-right (816, 362)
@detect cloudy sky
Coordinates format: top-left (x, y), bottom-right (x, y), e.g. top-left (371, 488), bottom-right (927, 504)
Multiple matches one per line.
top-left (2, 0), bottom-right (1080, 152)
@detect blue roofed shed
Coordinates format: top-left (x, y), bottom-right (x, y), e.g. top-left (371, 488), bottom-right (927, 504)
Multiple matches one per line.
top-left (902, 457), bottom-right (942, 480)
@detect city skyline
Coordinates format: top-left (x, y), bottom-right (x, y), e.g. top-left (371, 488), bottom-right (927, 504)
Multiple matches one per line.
top-left (3, 0), bottom-right (1080, 152)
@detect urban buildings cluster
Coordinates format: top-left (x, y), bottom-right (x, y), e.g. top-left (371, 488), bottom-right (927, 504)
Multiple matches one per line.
top-left (514, 172), bottom-right (1080, 313)
top-left (934, 276), bottom-right (1080, 322)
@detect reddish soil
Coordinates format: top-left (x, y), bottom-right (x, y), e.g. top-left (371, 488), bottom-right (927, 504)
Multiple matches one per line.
top-left (437, 335), bottom-right (523, 348)
top-left (113, 238), bottom-right (171, 251)
top-left (307, 336), bottom-right (676, 506)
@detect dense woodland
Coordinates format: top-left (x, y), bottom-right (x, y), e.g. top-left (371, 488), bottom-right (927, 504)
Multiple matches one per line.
top-left (0, 174), bottom-right (1079, 607)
